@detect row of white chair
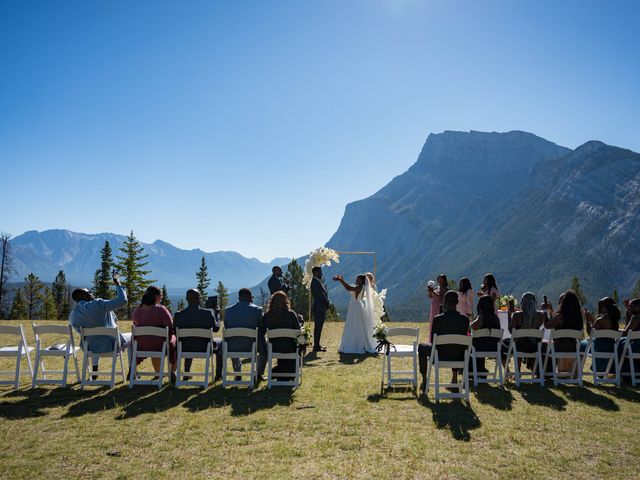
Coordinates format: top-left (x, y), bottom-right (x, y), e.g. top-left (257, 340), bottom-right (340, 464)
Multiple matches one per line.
top-left (379, 327), bottom-right (640, 402)
top-left (0, 324), bottom-right (303, 390)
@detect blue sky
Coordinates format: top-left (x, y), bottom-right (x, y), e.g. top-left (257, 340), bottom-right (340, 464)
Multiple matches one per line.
top-left (1, 0), bottom-right (639, 261)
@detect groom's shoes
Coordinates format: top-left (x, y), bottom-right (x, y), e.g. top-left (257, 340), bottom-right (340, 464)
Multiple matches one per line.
top-left (313, 345), bottom-right (327, 352)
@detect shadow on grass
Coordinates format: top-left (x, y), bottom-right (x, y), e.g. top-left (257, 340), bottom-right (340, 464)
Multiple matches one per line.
top-left (418, 397), bottom-right (480, 441)
top-left (117, 387), bottom-right (199, 419)
top-left (338, 353), bottom-right (378, 365)
top-left (0, 386), bottom-right (108, 419)
top-left (554, 385), bottom-right (619, 411)
top-left (473, 384), bottom-right (514, 411)
top-left (515, 383), bottom-right (567, 410)
top-left (63, 385), bottom-right (149, 418)
top-left (367, 385), bottom-right (417, 403)
top-left (602, 385), bottom-right (640, 403)
top-left (182, 384), bottom-right (295, 416)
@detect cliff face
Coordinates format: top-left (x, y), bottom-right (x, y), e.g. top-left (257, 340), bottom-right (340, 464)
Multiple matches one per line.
top-left (323, 131), bottom-right (638, 318)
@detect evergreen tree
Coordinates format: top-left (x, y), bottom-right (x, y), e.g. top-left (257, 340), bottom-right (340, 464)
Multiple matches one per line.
top-left (326, 303), bottom-right (340, 322)
top-left (613, 289), bottom-right (619, 305)
top-left (52, 270), bottom-right (70, 320)
top-left (92, 269), bottom-right (100, 295)
top-left (284, 259), bottom-right (309, 320)
top-left (0, 232), bottom-right (14, 319)
top-left (571, 276), bottom-right (587, 306)
top-left (116, 231), bottom-right (154, 318)
top-left (195, 256), bottom-right (211, 305)
top-left (176, 298), bottom-right (186, 312)
top-left (10, 288), bottom-right (27, 319)
top-left (94, 240), bottom-right (115, 300)
top-left (258, 287), bottom-right (270, 309)
top-left (23, 273), bottom-right (45, 320)
top-left (216, 281), bottom-right (229, 321)
top-left (40, 287), bottom-right (58, 320)
top-left (632, 278), bottom-right (640, 299)
top-left (160, 285), bottom-right (172, 313)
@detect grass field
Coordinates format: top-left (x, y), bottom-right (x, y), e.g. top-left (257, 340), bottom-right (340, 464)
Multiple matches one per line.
top-left (1, 320), bottom-right (639, 479)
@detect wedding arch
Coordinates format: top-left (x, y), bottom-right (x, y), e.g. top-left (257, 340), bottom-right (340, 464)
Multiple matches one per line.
top-left (306, 250), bottom-right (377, 322)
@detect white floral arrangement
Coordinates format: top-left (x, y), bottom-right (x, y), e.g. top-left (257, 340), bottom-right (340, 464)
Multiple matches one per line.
top-left (370, 288), bottom-right (388, 322)
top-left (498, 294), bottom-right (518, 309)
top-left (297, 324), bottom-right (311, 347)
top-left (373, 322), bottom-right (388, 342)
top-left (303, 247), bottom-right (340, 287)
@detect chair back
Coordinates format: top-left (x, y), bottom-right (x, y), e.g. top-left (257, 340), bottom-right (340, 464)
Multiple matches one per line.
top-left (32, 324), bottom-right (71, 336)
top-left (0, 324), bottom-right (24, 337)
top-left (132, 325), bottom-right (169, 339)
top-left (176, 328), bottom-right (213, 340)
top-left (472, 328), bottom-right (503, 339)
top-left (511, 328), bottom-right (544, 340)
top-left (266, 328), bottom-right (298, 340)
top-left (628, 331), bottom-right (640, 341)
top-left (386, 327), bottom-right (419, 341)
top-left (549, 329), bottom-right (583, 341)
top-left (82, 326), bottom-right (119, 338)
top-left (224, 327), bottom-right (258, 339)
top-left (433, 334), bottom-right (472, 347)
top-left (590, 329), bottom-right (622, 341)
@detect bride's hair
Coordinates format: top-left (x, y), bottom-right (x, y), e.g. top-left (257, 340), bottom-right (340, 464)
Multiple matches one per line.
top-left (267, 291), bottom-right (291, 317)
top-left (356, 274), bottom-right (366, 287)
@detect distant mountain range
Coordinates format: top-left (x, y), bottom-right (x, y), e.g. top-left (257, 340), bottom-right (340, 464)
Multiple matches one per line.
top-left (9, 230), bottom-right (289, 292)
top-left (8, 130), bottom-right (639, 320)
top-left (318, 130), bottom-right (640, 318)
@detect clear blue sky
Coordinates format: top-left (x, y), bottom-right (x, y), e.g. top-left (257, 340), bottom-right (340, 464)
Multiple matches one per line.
top-left (1, 0), bottom-right (638, 261)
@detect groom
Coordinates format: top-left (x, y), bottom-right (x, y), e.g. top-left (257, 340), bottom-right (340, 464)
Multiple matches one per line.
top-left (310, 266), bottom-right (329, 352)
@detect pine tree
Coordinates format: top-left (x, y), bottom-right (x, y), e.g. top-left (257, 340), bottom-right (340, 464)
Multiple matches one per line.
top-left (52, 270), bottom-right (70, 320)
top-left (632, 278), bottom-right (640, 299)
top-left (284, 259), bottom-right (309, 320)
top-left (160, 285), bottom-right (172, 313)
top-left (94, 240), bottom-right (115, 300)
top-left (613, 289), bottom-right (619, 305)
top-left (176, 298), bottom-right (186, 312)
top-left (0, 232), bottom-right (14, 319)
top-left (216, 281), bottom-right (229, 321)
top-left (195, 256), bottom-right (211, 305)
top-left (23, 273), bottom-right (45, 320)
top-left (92, 269), bottom-right (100, 295)
top-left (116, 231), bottom-right (154, 318)
top-left (571, 276), bottom-right (587, 306)
top-left (40, 287), bottom-right (57, 320)
top-left (10, 288), bottom-right (27, 319)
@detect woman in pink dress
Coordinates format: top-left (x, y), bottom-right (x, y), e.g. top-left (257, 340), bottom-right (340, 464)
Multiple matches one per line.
top-left (427, 274), bottom-right (449, 342)
top-left (456, 277), bottom-right (474, 319)
top-left (131, 286), bottom-right (178, 382)
top-left (477, 273), bottom-right (499, 312)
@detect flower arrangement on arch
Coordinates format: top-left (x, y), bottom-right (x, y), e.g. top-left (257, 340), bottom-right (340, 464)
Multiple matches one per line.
top-left (498, 294), bottom-right (518, 310)
top-left (303, 247), bottom-right (340, 287)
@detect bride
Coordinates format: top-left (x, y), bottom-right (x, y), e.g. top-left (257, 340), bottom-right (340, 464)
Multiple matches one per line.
top-left (334, 273), bottom-right (378, 354)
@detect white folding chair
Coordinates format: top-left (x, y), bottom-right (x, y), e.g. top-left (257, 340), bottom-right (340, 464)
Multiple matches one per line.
top-left (622, 331), bottom-right (640, 386)
top-left (381, 327), bottom-right (419, 390)
top-left (80, 326), bottom-right (126, 388)
top-left (581, 330), bottom-right (621, 386)
top-left (504, 329), bottom-right (544, 386)
top-left (222, 327), bottom-right (257, 388)
top-left (0, 324), bottom-right (34, 389)
top-left (175, 328), bottom-right (214, 388)
top-left (544, 330), bottom-right (583, 386)
top-left (424, 334), bottom-right (472, 402)
top-left (471, 328), bottom-right (504, 387)
top-left (129, 326), bottom-right (170, 389)
top-left (266, 328), bottom-right (302, 388)
top-left (31, 324), bottom-right (81, 388)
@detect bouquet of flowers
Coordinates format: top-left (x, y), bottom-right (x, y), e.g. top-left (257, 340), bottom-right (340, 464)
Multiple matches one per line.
top-left (297, 324), bottom-right (312, 354)
top-left (303, 247), bottom-right (340, 287)
top-left (373, 322), bottom-right (394, 354)
top-left (498, 294), bottom-right (518, 310)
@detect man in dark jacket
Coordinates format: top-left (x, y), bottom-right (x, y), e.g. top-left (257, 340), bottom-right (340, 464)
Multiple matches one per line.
top-left (268, 266), bottom-right (290, 296)
top-left (174, 289), bottom-right (222, 380)
top-left (310, 266), bottom-right (330, 352)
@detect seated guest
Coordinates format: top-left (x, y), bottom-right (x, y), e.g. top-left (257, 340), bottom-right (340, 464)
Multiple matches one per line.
top-left (456, 277), bottom-right (474, 319)
top-left (619, 298), bottom-right (640, 379)
top-left (580, 297), bottom-right (620, 373)
top-left (544, 290), bottom-right (584, 373)
top-left (501, 292), bottom-right (547, 371)
top-left (224, 288), bottom-right (266, 377)
top-left (470, 295), bottom-right (501, 372)
top-left (418, 291), bottom-right (470, 391)
top-left (174, 289), bottom-right (223, 380)
top-left (69, 271), bottom-right (129, 376)
top-left (131, 286), bottom-right (177, 382)
top-left (268, 266), bottom-right (290, 296)
top-left (261, 291), bottom-right (301, 379)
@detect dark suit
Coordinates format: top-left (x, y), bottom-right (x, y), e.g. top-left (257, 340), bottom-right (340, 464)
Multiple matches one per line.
top-left (310, 276), bottom-right (329, 348)
top-left (174, 305), bottom-right (222, 377)
top-left (224, 301), bottom-right (266, 374)
top-left (419, 309), bottom-right (470, 377)
top-left (268, 274), bottom-right (290, 296)
top-left (262, 310), bottom-right (301, 376)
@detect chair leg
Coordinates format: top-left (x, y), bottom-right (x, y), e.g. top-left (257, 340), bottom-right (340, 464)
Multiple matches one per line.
top-left (472, 350), bottom-right (478, 388)
top-left (62, 353), bottom-right (70, 388)
top-left (72, 350), bottom-right (81, 383)
top-left (32, 351), bottom-right (40, 388)
top-left (434, 365), bottom-right (440, 402)
top-left (81, 352), bottom-right (88, 389)
top-left (14, 351), bottom-right (21, 389)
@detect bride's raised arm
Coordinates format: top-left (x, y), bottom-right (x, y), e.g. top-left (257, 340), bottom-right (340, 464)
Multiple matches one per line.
top-left (333, 274), bottom-right (360, 293)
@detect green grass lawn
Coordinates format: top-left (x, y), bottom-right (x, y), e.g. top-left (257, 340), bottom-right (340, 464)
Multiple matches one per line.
top-left (1, 320), bottom-right (639, 479)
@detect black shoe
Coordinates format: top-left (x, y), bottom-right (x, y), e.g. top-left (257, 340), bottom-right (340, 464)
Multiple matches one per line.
top-left (313, 345), bottom-right (327, 352)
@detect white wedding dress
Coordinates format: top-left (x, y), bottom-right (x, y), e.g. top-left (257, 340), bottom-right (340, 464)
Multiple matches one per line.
top-left (339, 278), bottom-right (378, 354)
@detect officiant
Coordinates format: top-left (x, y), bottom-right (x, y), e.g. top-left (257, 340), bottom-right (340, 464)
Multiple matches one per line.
top-left (268, 266), bottom-right (290, 296)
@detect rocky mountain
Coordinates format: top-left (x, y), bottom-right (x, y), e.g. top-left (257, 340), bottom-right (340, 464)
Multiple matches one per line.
top-left (9, 229), bottom-right (289, 292)
top-left (319, 130), bottom-right (640, 318)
